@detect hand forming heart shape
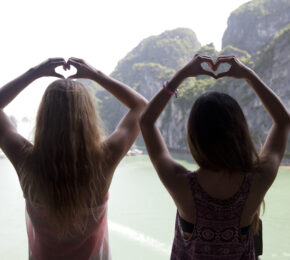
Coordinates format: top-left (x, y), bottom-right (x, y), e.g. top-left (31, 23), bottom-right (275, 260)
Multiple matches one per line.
top-left (55, 64), bottom-right (77, 79)
top-left (50, 55), bottom-right (243, 81)
top-left (186, 54), bottom-right (250, 80)
top-left (201, 61), bottom-right (231, 77)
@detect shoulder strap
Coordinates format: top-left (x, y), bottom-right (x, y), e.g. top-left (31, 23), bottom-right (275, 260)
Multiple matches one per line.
top-left (186, 171), bottom-right (254, 205)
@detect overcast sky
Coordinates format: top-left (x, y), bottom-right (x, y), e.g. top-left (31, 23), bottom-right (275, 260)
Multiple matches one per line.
top-left (1, 0), bottom-right (250, 120)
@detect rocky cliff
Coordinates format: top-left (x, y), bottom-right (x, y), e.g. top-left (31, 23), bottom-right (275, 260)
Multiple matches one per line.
top-left (222, 0), bottom-right (290, 55)
top-left (95, 28), bottom-right (201, 134)
top-left (86, 0), bottom-right (290, 161)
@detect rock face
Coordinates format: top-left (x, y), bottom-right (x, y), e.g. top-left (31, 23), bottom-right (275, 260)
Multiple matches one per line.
top-left (88, 0), bottom-right (290, 161)
top-left (96, 28), bottom-right (201, 135)
top-left (222, 0), bottom-right (290, 55)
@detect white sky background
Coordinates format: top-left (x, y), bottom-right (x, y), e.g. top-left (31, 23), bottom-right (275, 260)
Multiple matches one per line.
top-left (1, 0), bottom-right (250, 122)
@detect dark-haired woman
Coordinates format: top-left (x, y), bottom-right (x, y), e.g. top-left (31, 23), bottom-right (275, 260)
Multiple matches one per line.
top-left (140, 54), bottom-right (290, 259)
top-left (0, 57), bottom-right (147, 259)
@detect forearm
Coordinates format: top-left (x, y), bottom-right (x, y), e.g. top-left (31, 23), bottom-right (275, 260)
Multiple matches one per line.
top-left (91, 70), bottom-right (147, 109)
top-left (141, 71), bottom-right (186, 125)
top-left (246, 72), bottom-right (290, 126)
top-left (0, 68), bottom-right (38, 109)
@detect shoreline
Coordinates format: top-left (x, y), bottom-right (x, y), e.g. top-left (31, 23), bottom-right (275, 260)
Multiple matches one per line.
top-left (281, 166), bottom-right (290, 170)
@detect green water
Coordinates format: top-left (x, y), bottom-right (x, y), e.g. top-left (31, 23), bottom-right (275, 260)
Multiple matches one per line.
top-left (0, 155), bottom-right (289, 259)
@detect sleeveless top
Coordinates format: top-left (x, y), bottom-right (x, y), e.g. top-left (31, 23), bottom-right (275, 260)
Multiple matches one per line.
top-left (171, 171), bottom-right (256, 260)
top-left (25, 195), bottom-right (111, 260)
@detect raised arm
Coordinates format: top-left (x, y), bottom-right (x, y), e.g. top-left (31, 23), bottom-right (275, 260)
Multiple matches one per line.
top-left (0, 58), bottom-right (66, 109)
top-left (0, 58), bottom-right (66, 170)
top-left (140, 54), bottom-right (215, 193)
top-left (216, 56), bottom-right (290, 183)
top-left (67, 57), bottom-right (148, 166)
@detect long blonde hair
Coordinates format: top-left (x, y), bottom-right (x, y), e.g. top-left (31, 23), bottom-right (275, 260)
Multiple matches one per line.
top-left (20, 79), bottom-right (106, 237)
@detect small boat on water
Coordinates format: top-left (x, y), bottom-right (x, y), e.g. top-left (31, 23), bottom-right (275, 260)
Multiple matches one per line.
top-left (126, 147), bottom-right (143, 156)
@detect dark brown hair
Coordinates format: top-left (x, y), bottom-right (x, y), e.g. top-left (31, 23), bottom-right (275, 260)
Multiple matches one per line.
top-left (187, 91), bottom-right (263, 233)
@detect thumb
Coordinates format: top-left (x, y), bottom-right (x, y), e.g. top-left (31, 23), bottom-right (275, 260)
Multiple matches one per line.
top-left (52, 72), bottom-right (65, 79)
top-left (215, 72), bottom-right (228, 79)
top-left (68, 74), bottom-right (78, 79)
top-left (201, 70), bottom-right (216, 78)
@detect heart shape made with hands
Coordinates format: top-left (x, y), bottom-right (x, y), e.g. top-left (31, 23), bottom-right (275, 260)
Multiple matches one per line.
top-left (201, 60), bottom-right (231, 77)
top-left (55, 64), bottom-right (77, 79)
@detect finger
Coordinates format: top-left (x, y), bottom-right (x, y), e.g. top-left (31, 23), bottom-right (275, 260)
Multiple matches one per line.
top-left (51, 60), bottom-right (67, 68)
top-left (215, 72), bottom-right (229, 79)
top-left (68, 73), bottom-right (78, 79)
top-left (199, 54), bottom-right (212, 59)
top-left (214, 58), bottom-right (233, 70)
top-left (67, 59), bottom-right (79, 68)
top-left (199, 69), bottom-right (216, 78)
top-left (68, 57), bottom-right (83, 64)
top-left (49, 57), bottom-right (66, 64)
top-left (199, 56), bottom-right (215, 67)
top-left (216, 55), bottom-right (235, 59)
top-left (52, 72), bottom-right (65, 79)
top-left (206, 61), bottom-right (215, 71)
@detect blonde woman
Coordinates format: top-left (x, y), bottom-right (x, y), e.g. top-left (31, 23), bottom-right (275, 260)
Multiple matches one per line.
top-left (0, 57), bottom-right (147, 260)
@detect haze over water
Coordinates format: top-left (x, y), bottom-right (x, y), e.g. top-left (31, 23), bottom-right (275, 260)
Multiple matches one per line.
top-left (1, 153), bottom-right (290, 259)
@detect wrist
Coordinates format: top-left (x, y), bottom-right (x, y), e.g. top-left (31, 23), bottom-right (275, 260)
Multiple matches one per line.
top-left (162, 81), bottom-right (178, 97)
top-left (167, 70), bottom-right (186, 91)
top-left (91, 69), bottom-right (103, 81)
top-left (244, 69), bottom-right (258, 83)
top-left (26, 67), bottom-right (42, 81)
top-left (175, 69), bottom-right (188, 81)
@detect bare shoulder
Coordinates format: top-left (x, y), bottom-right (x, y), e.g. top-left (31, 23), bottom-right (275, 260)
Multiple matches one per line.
top-left (1, 130), bottom-right (33, 175)
top-left (251, 160), bottom-right (278, 193)
top-left (163, 163), bottom-right (193, 202)
top-left (101, 138), bottom-right (124, 170)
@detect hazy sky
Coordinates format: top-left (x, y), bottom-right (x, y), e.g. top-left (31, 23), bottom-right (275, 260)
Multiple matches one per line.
top-left (1, 0), bottom-right (250, 120)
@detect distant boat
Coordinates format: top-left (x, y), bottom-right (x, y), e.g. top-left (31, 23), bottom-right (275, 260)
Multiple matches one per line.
top-left (126, 148), bottom-right (143, 156)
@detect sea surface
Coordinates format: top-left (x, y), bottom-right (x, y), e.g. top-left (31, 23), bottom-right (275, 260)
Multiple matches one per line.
top-left (0, 155), bottom-right (290, 260)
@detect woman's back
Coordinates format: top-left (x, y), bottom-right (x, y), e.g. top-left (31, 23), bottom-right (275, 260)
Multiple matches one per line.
top-left (177, 168), bottom-right (267, 225)
top-left (25, 197), bottom-right (110, 260)
top-left (171, 170), bottom-right (256, 259)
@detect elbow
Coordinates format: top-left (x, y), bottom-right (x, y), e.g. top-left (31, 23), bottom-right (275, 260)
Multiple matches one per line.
top-left (136, 97), bottom-right (148, 115)
top-left (139, 97), bottom-right (148, 109)
top-left (136, 98), bottom-right (149, 129)
top-left (133, 96), bottom-right (148, 111)
top-left (274, 112), bottom-right (290, 129)
top-left (139, 110), bottom-right (146, 129)
top-left (282, 112), bottom-right (290, 128)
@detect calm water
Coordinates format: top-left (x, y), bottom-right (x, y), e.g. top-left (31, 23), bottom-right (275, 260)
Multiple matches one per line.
top-left (0, 155), bottom-right (290, 259)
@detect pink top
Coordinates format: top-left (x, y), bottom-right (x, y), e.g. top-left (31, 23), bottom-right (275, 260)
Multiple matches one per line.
top-left (25, 196), bottom-right (111, 260)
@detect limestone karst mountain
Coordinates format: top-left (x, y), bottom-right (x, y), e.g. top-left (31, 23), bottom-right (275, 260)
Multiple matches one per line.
top-left (82, 0), bottom-right (290, 161)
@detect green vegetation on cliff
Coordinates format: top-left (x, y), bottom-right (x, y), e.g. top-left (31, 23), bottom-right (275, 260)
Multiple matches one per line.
top-left (232, 0), bottom-right (290, 18)
top-left (255, 24), bottom-right (290, 72)
top-left (112, 27), bottom-right (201, 80)
top-left (83, 7), bottom-right (289, 160)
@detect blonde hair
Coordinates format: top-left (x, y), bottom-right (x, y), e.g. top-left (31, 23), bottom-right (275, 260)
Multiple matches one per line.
top-left (20, 79), bottom-right (107, 237)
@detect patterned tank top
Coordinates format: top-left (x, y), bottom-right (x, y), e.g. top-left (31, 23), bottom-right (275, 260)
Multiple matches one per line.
top-left (171, 171), bottom-right (255, 260)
